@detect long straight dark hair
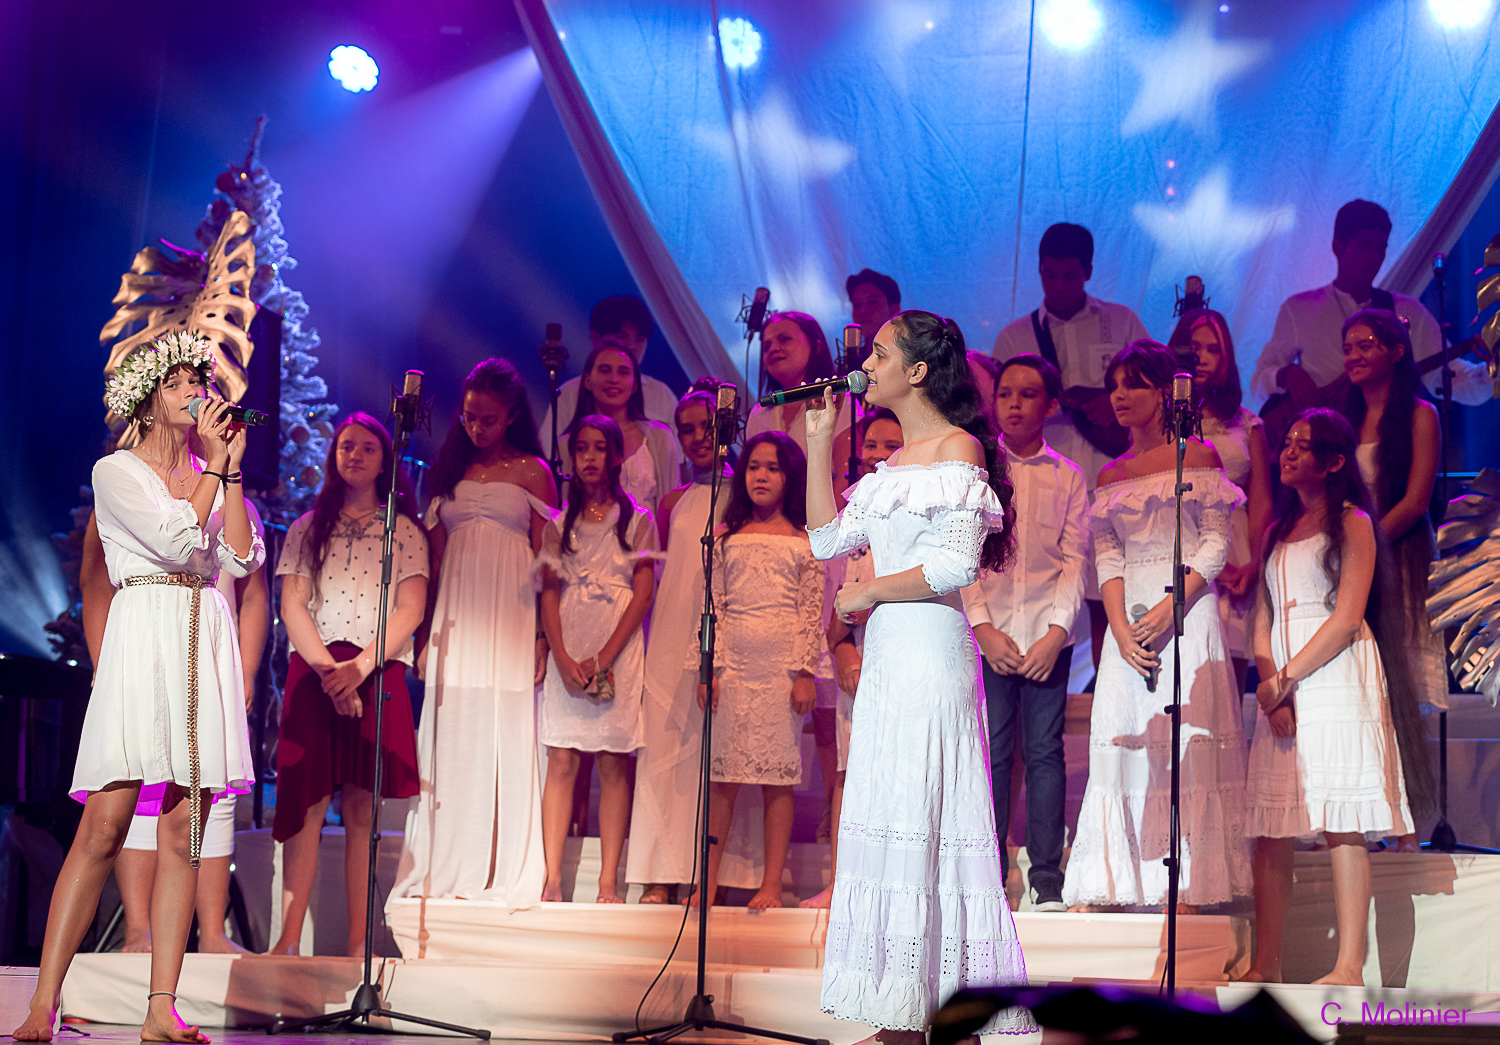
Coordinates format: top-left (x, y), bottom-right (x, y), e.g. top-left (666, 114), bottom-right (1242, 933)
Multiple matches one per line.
top-left (757, 311), bottom-right (834, 395)
top-left (301, 412), bottom-right (420, 583)
top-left (721, 431), bottom-right (807, 536)
top-left (428, 356), bottom-right (543, 499)
top-left (1260, 407), bottom-right (1435, 818)
top-left (1336, 308), bottom-right (1422, 525)
top-left (560, 415), bottom-right (635, 552)
top-left (1167, 308), bottom-right (1243, 421)
top-left (574, 338), bottom-right (647, 423)
top-left (891, 310), bottom-right (1016, 573)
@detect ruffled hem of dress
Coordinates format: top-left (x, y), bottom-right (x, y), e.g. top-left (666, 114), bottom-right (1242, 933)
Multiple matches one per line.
top-left (1245, 798), bottom-right (1401, 841)
top-left (70, 776), bottom-right (252, 813)
top-left (820, 970), bottom-right (1037, 1035)
top-left (1089, 468), bottom-right (1246, 521)
top-left (843, 460), bottom-right (1006, 523)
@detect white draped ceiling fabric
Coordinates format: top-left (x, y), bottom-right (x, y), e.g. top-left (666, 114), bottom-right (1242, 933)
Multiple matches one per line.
top-left (516, 0), bottom-right (1500, 398)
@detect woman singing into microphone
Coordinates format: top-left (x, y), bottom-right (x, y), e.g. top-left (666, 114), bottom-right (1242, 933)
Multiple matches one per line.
top-left (15, 332), bottom-right (261, 1044)
top-left (806, 311), bottom-right (1033, 1040)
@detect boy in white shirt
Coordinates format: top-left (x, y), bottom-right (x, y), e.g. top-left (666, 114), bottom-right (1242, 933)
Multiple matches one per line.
top-left (962, 354), bottom-right (1089, 912)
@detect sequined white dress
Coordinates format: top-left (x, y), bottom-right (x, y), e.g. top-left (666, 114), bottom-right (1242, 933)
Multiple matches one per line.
top-left (809, 460), bottom-right (1033, 1036)
top-left (1062, 469), bottom-right (1250, 908)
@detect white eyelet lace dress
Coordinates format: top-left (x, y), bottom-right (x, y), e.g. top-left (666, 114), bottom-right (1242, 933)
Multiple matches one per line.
top-left (709, 532), bottom-right (825, 784)
top-left (72, 451), bottom-right (263, 811)
top-left (1245, 533), bottom-right (1412, 840)
top-left (1062, 468), bottom-right (1251, 908)
top-left (809, 460), bottom-right (1034, 1036)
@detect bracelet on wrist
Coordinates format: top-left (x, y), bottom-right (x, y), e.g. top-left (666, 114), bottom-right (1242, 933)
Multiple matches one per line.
top-left (225, 470), bottom-right (243, 485)
top-left (202, 470), bottom-right (227, 483)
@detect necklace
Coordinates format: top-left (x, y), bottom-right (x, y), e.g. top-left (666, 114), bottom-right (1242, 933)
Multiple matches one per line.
top-left (583, 501), bottom-right (611, 522)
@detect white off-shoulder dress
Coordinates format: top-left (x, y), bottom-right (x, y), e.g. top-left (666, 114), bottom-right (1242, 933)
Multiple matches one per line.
top-left (1062, 469), bottom-right (1250, 908)
top-left (72, 451), bottom-right (263, 812)
top-left (809, 460), bottom-right (1033, 1036)
top-left (1245, 533), bottom-right (1412, 840)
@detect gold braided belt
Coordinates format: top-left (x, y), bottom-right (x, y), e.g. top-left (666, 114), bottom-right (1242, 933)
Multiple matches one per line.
top-left (121, 572), bottom-right (209, 868)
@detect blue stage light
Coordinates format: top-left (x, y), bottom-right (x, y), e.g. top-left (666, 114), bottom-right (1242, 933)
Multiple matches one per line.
top-left (719, 17), bottom-right (762, 69)
top-left (1428, 0), bottom-right (1493, 29)
top-left (329, 45), bottom-right (379, 93)
top-left (1039, 0), bottom-right (1103, 52)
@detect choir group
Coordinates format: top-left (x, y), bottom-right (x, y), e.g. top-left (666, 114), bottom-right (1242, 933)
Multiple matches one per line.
top-left (14, 196), bottom-right (1485, 1043)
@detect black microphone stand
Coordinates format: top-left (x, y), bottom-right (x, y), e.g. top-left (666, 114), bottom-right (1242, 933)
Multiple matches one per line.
top-left (1161, 381), bottom-right (1201, 1001)
top-left (1422, 256), bottom-right (1497, 855)
top-left (540, 335), bottom-right (570, 495)
top-left (270, 381), bottom-right (489, 1040)
top-left (614, 400), bottom-right (827, 1045)
top-left (836, 326), bottom-right (862, 489)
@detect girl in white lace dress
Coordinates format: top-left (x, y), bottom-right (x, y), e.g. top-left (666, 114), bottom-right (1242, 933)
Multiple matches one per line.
top-left (1062, 340), bottom-right (1250, 911)
top-left (1242, 409), bottom-right (1421, 986)
top-left (807, 311), bottom-right (1034, 1040)
top-left (538, 416), bottom-right (657, 903)
top-left (697, 431), bottom-right (824, 910)
top-left (393, 358), bottom-right (556, 908)
top-left (16, 339), bottom-right (260, 1045)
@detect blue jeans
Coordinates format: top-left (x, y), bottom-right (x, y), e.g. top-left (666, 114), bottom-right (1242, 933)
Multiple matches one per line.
top-left (981, 645), bottom-right (1072, 898)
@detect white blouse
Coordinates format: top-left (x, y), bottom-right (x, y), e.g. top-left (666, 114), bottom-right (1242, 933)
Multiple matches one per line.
top-left (276, 511), bottom-right (429, 665)
top-left (93, 450), bottom-right (264, 585)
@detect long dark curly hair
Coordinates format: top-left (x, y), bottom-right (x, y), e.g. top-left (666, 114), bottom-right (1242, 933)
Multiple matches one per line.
top-left (428, 357), bottom-right (543, 500)
top-left (721, 431), bottom-right (808, 536)
top-left (300, 412), bottom-right (420, 584)
top-left (559, 415), bottom-right (635, 553)
top-left (890, 309), bottom-right (1016, 573)
top-left (1260, 407), bottom-right (1435, 818)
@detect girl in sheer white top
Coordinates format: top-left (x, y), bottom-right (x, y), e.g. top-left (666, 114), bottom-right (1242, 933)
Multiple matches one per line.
top-left (806, 311), bottom-right (1034, 1041)
top-left (15, 341), bottom-right (260, 1045)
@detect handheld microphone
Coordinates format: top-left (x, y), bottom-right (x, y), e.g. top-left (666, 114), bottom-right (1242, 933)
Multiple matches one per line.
top-left (746, 287), bottom-right (770, 335)
top-left (187, 398), bottom-right (270, 426)
top-left (758, 370), bottom-right (869, 408)
top-left (1130, 603), bottom-right (1159, 694)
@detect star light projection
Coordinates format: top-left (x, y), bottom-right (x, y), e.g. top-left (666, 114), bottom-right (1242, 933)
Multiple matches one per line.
top-left (1120, 9), bottom-right (1269, 137)
top-left (695, 90), bottom-right (855, 194)
top-left (1133, 167), bottom-right (1295, 261)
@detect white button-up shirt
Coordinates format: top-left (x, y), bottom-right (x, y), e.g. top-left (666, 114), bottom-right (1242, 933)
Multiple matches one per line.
top-left (1250, 282), bottom-right (1491, 406)
top-left (961, 441), bottom-right (1090, 651)
top-left (992, 295), bottom-right (1151, 490)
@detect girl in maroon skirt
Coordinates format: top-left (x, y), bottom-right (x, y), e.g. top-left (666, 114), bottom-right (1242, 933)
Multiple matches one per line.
top-left (269, 411), bottom-right (428, 956)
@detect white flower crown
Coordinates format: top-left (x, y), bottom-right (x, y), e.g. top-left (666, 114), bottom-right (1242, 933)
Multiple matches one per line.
top-left (106, 331), bottom-right (217, 418)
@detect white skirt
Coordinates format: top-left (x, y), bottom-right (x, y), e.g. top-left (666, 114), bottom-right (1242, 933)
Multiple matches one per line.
top-left (71, 583), bottom-right (254, 813)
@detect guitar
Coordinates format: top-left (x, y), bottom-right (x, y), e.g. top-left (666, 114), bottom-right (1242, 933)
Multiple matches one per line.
top-left (1260, 334), bottom-right (1494, 452)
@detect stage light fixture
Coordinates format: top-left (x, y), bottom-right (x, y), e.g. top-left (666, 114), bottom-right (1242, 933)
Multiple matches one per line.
top-left (1428, 0), bottom-right (1493, 29)
top-left (1039, 0), bottom-right (1103, 52)
top-left (329, 45), bottom-right (379, 92)
top-left (719, 17), bottom-right (762, 68)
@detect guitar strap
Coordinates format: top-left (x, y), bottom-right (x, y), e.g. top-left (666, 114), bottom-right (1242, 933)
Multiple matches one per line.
top-left (1030, 310), bottom-right (1060, 370)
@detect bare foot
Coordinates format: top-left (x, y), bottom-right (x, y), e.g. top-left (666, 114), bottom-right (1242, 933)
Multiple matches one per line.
top-left (12, 1000), bottom-right (58, 1042)
top-left (263, 939), bottom-right (299, 956)
top-left (196, 934), bottom-right (248, 955)
top-left (141, 996), bottom-right (210, 1044)
top-left (799, 884), bottom-right (833, 909)
top-left (849, 1031), bottom-right (928, 1045)
top-left (1313, 966), bottom-right (1364, 986)
top-left (123, 928), bottom-right (153, 953)
top-left (747, 886), bottom-right (783, 910)
top-left (639, 884), bottom-right (669, 905)
top-left (541, 883), bottom-right (564, 902)
top-left (596, 885), bottom-right (624, 904)
top-left (1393, 834), bottom-right (1418, 853)
top-left (1175, 902), bottom-right (1200, 915)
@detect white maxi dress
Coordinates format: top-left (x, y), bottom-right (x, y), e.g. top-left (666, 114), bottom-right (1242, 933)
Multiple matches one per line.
top-left (625, 476), bottom-right (766, 889)
top-left (392, 480), bottom-right (550, 906)
top-left (810, 460), bottom-right (1033, 1035)
top-left (1062, 469), bottom-right (1250, 908)
top-left (73, 451), bottom-right (262, 812)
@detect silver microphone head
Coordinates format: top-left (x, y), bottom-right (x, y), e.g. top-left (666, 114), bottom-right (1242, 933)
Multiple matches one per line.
top-left (403, 370), bottom-right (424, 399)
top-left (1130, 603), bottom-right (1149, 620)
top-left (716, 384), bottom-right (737, 412)
top-left (843, 323), bottom-right (861, 353)
top-left (844, 371), bottom-right (869, 395)
top-left (1172, 373), bottom-right (1193, 404)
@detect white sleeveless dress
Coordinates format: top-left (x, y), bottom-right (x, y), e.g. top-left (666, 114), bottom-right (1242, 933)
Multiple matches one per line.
top-left (810, 460), bottom-right (1033, 1036)
top-left (72, 451), bottom-right (262, 812)
top-left (1062, 469), bottom-right (1250, 908)
top-left (392, 480), bottom-right (550, 905)
top-left (1245, 533), bottom-right (1412, 840)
